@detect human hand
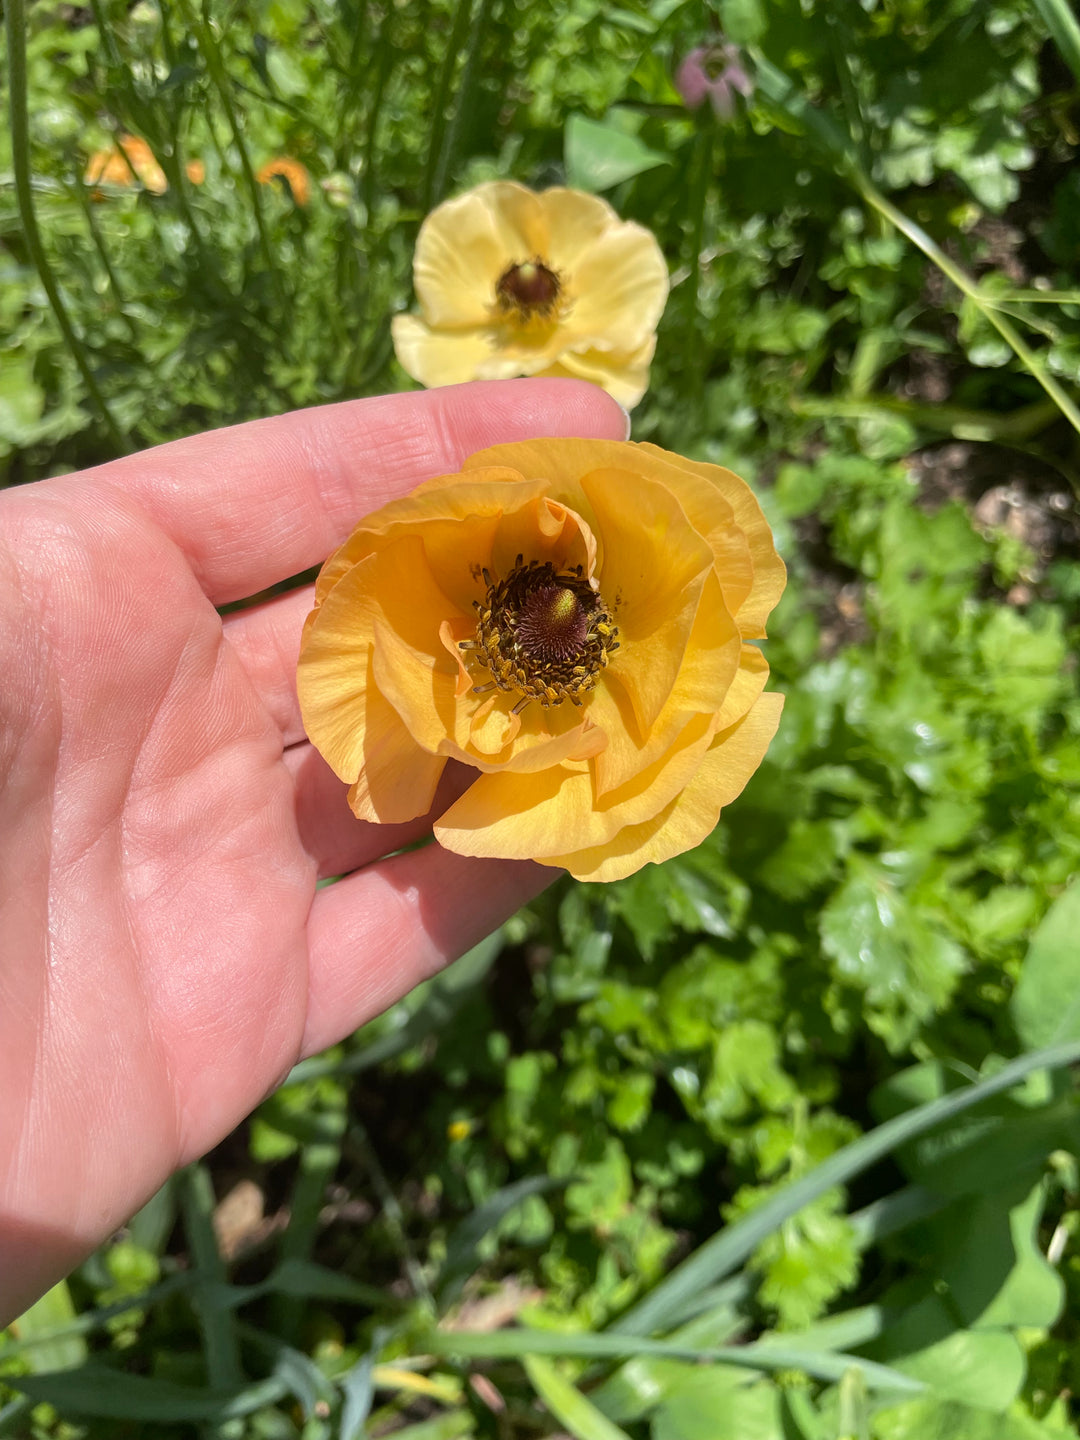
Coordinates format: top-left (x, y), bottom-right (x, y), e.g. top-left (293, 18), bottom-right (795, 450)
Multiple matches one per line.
top-left (0, 378), bottom-right (628, 1324)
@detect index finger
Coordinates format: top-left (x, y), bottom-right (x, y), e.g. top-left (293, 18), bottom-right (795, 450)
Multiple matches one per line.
top-left (68, 379), bottom-right (630, 604)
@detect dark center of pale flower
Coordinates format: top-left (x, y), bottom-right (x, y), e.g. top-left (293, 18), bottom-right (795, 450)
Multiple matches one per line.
top-left (460, 558), bottom-right (619, 715)
top-left (495, 259), bottom-right (561, 320)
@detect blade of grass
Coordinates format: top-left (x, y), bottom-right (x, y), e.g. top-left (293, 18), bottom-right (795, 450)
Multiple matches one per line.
top-left (181, 1163), bottom-right (244, 1390)
top-left (524, 1355), bottom-right (634, 1440)
top-left (1032, 0), bottom-right (1080, 83)
top-left (425, 1328), bottom-right (923, 1395)
top-left (436, 1174), bottom-right (569, 1309)
top-left (4, 0), bottom-right (130, 452)
top-left (271, 1106), bottom-right (346, 1341)
top-left (7, 1367), bottom-right (288, 1423)
top-left (612, 1038), bottom-right (1080, 1337)
top-left (349, 1123), bottom-right (435, 1310)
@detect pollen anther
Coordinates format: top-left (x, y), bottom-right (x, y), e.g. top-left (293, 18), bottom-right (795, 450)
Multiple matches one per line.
top-left (463, 558), bottom-right (619, 715)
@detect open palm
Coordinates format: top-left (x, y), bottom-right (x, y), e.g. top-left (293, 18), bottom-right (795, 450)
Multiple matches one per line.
top-left (0, 379), bottom-right (627, 1324)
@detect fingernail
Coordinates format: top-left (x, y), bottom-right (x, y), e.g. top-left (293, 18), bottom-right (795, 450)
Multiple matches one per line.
top-left (615, 400), bottom-right (632, 441)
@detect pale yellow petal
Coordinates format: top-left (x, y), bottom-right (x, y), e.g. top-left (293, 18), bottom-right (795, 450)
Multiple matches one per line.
top-left (542, 339), bottom-right (655, 409)
top-left (411, 183), bottom-right (546, 326)
top-left (543, 691), bottom-right (785, 881)
top-left (392, 314), bottom-right (500, 388)
top-left (536, 187), bottom-right (621, 271)
top-left (561, 224), bottom-right (669, 355)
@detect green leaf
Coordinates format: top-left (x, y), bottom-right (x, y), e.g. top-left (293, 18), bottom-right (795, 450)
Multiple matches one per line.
top-left (820, 860), bottom-right (966, 1038)
top-left (610, 1040), bottom-right (1080, 1337)
top-left (426, 1329), bottom-right (921, 1394)
top-left (871, 1310), bottom-right (1025, 1410)
top-left (8, 1282), bottom-right (87, 1373)
top-left (1011, 880), bottom-right (1080, 1049)
top-left (6, 1367), bottom-right (287, 1422)
top-left (565, 114), bottom-right (668, 192)
top-left (656, 1377), bottom-right (783, 1440)
top-left (436, 1174), bottom-right (569, 1307)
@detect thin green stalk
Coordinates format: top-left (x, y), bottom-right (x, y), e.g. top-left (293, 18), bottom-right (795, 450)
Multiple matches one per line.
top-left (177, 0), bottom-right (282, 296)
top-left (71, 175), bottom-right (142, 345)
top-left (1032, 0), bottom-right (1080, 83)
top-left (361, 18), bottom-right (392, 217)
top-left (5, 0), bottom-right (130, 452)
top-left (428, 0), bottom-right (494, 208)
top-left (750, 49), bottom-right (1080, 449)
top-left (422, 0), bottom-right (475, 211)
top-left (181, 1163), bottom-right (244, 1391)
top-left (349, 1123), bottom-right (435, 1311)
top-left (685, 117), bottom-right (712, 412)
top-left (854, 175), bottom-right (1080, 444)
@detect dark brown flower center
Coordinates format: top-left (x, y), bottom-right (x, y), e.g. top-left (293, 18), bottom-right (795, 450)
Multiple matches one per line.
top-left (516, 584), bottom-right (589, 661)
top-left (495, 260), bottom-right (561, 319)
top-left (460, 558), bottom-right (619, 714)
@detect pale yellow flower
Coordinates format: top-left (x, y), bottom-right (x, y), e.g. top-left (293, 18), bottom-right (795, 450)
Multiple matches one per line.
top-left (297, 440), bottom-right (784, 882)
top-left (391, 182), bottom-right (669, 409)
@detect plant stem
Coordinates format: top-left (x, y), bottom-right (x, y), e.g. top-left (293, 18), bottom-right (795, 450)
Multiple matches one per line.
top-left (5, 0), bottom-right (131, 452)
top-left (854, 175), bottom-right (1080, 444)
top-left (429, 0), bottom-right (494, 208)
top-left (750, 49), bottom-right (1080, 448)
top-left (422, 0), bottom-right (474, 211)
top-left (177, 0), bottom-right (283, 298)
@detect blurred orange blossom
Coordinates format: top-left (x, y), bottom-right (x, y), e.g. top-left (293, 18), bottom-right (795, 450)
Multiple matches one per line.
top-left (391, 182), bottom-right (669, 409)
top-left (297, 439), bottom-right (785, 882)
top-left (256, 157), bottom-right (311, 206)
top-left (84, 135), bottom-right (204, 193)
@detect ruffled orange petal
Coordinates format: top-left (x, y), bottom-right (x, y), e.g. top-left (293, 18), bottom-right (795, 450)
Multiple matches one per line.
top-left (638, 445), bottom-right (786, 638)
top-left (579, 466), bottom-right (714, 732)
top-left (315, 472), bottom-right (557, 608)
top-left (588, 570), bottom-right (741, 796)
top-left (435, 709), bottom-right (718, 862)
top-left (543, 691), bottom-right (785, 881)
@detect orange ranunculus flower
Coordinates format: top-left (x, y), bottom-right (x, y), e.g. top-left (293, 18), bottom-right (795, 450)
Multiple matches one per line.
top-left (256, 157), bottom-right (311, 206)
top-left (84, 134), bottom-right (168, 194)
top-left (391, 183), bottom-right (669, 410)
top-left (297, 439), bottom-right (785, 882)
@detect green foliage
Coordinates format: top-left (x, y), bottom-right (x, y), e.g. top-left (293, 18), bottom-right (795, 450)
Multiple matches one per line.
top-left (4, 0), bottom-right (1080, 1433)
